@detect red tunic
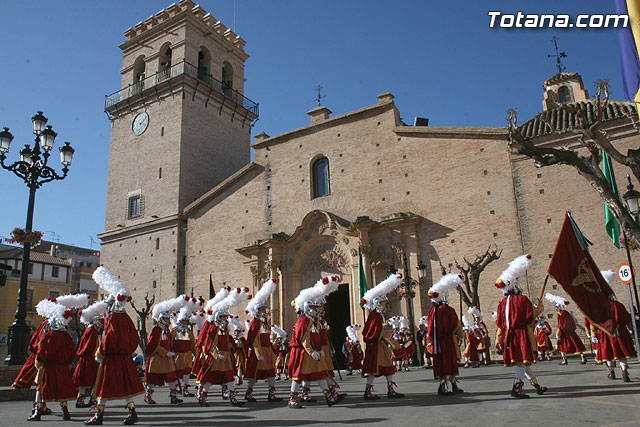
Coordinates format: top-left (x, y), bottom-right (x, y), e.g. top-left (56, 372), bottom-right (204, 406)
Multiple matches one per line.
top-left (391, 333), bottom-right (406, 361)
top-left (245, 319), bottom-right (276, 380)
top-left (36, 329), bottom-right (77, 402)
top-left (585, 318), bottom-right (600, 352)
top-left (464, 330), bottom-right (480, 362)
top-left (362, 311), bottom-right (395, 377)
top-left (288, 316), bottom-right (326, 382)
top-left (12, 322), bottom-right (46, 389)
top-left (404, 332), bottom-right (416, 357)
top-left (234, 336), bottom-right (247, 373)
top-left (199, 328), bottom-right (235, 385)
top-left (534, 321), bottom-right (552, 351)
top-left (144, 325), bottom-right (176, 385)
top-left (93, 312), bottom-right (145, 401)
top-left (496, 294), bottom-right (535, 366)
top-left (427, 304), bottom-right (460, 378)
top-left (557, 310), bottom-right (586, 354)
top-left (597, 301), bottom-right (637, 362)
top-left (73, 325), bottom-right (99, 388)
top-left (346, 341), bottom-right (363, 369)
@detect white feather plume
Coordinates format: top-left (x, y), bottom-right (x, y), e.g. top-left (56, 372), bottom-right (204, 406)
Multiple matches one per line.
top-left (212, 287), bottom-right (251, 315)
top-left (545, 292), bottom-right (569, 307)
top-left (388, 315), bottom-right (402, 329)
top-left (246, 278), bottom-right (277, 317)
top-left (80, 300), bottom-right (108, 325)
top-left (497, 254), bottom-right (533, 291)
top-left (419, 315), bottom-right (429, 326)
top-left (462, 315), bottom-right (473, 330)
top-left (36, 299), bottom-right (66, 321)
top-left (92, 266), bottom-right (130, 297)
top-left (428, 273), bottom-right (463, 302)
top-left (152, 295), bottom-right (188, 321)
top-left (228, 315), bottom-right (245, 332)
top-left (271, 324), bottom-right (287, 339)
top-left (468, 306), bottom-right (482, 320)
top-left (56, 293), bottom-right (89, 309)
top-left (361, 273), bottom-right (403, 310)
top-left (205, 287), bottom-right (231, 311)
top-left (399, 316), bottom-right (410, 330)
top-left (190, 311), bottom-right (207, 329)
top-left (346, 324), bottom-right (360, 343)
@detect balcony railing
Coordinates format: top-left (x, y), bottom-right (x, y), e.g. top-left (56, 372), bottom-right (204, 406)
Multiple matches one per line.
top-left (105, 60), bottom-right (259, 116)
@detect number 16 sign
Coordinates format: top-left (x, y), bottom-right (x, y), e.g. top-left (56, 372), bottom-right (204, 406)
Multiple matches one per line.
top-left (617, 263), bottom-right (634, 284)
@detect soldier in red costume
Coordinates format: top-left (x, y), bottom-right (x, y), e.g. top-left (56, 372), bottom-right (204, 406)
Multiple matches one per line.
top-left (74, 300), bottom-right (107, 408)
top-left (229, 316), bottom-right (248, 385)
top-left (344, 324), bottom-right (363, 374)
top-left (271, 324), bottom-right (289, 380)
top-left (193, 287), bottom-right (231, 399)
top-left (389, 316), bottom-right (405, 372)
top-left (418, 316), bottom-right (432, 368)
top-left (596, 295), bottom-right (637, 382)
top-left (244, 278), bottom-right (282, 403)
top-left (27, 299), bottom-right (77, 421)
top-left (495, 255), bottom-right (547, 399)
top-left (287, 275), bottom-right (343, 409)
top-left (534, 314), bottom-right (553, 361)
top-left (546, 293), bottom-right (587, 365)
top-left (468, 306), bottom-right (489, 365)
top-left (462, 316), bottom-right (480, 368)
top-left (426, 274), bottom-right (465, 395)
top-left (85, 267), bottom-right (144, 426)
top-left (360, 273), bottom-right (404, 400)
top-left (197, 287), bottom-right (249, 407)
top-left (400, 317), bottom-right (416, 371)
top-left (171, 304), bottom-right (198, 398)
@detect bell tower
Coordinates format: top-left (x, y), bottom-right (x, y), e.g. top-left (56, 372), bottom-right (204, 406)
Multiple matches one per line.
top-left (98, 1), bottom-right (258, 301)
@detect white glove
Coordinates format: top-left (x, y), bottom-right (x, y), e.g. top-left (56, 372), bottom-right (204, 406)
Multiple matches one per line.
top-left (218, 354), bottom-right (226, 360)
top-left (311, 351), bottom-right (320, 361)
top-left (257, 356), bottom-right (264, 361)
top-left (404, 341), bottom-right (412, 348)
top-left (319, 350), bottom-right (325, 358)
top-left (95, 357), bottom-right (102, 363)
top-left (166, 352), bottom-right (175, 357)
top-left (591, 337), bottom-right (599, 344)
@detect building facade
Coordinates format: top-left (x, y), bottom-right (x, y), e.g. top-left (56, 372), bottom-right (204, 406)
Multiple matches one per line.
top-left (99, 1), bottom-right (640, 352)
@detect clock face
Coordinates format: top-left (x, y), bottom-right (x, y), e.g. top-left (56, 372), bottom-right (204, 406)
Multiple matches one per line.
top-left (132, 112), bottom-right (149, 136)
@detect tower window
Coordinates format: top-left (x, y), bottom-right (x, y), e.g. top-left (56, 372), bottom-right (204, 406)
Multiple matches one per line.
top-left (312, 157), bottom-right (330, 198)
top-left (197, 47), bottom-right (211, 83)
top-left (222, 61), bottom-right (233, 95)
top-left (127, 190), bottom-right (143, 219)
top-left (132, 55), bottom-right (146, 94)
top-left (158, 43), bottom-right (172, 81)
top-left (558, 86), bottom-right (571, 103)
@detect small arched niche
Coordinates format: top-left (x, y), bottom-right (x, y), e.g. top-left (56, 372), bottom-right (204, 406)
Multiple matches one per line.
top-left (158, 42), bottom-right (172, 81)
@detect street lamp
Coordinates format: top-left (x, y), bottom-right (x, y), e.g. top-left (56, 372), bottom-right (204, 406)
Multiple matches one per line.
top-left (389, 255), bottom-right (427, 366)
top-left (1, 111), bottom-right (75, 365)
top-left (621, 175), bottom-right (640, 363)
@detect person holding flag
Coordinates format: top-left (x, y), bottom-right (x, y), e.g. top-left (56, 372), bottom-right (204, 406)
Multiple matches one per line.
top-left (495, 254), bottom-right (548, 399)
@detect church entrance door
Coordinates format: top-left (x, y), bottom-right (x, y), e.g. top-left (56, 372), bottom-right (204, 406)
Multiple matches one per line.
top-left (324, 283), bottom-right (351, 369)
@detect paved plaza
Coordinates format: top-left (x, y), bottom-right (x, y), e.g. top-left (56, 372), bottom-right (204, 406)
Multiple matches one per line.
top-left (1, 357), bottom-right (638, 426)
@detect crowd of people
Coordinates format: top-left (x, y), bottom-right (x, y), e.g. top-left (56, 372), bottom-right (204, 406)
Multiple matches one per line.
top-left (11, 254), bottom-right (637, 424)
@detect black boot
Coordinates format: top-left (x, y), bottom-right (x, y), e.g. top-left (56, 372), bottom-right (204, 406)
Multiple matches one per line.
top-left (84, 406), bottom-right (104, 426)
top-left (123, 403), bottom-right (138, 425)
top-left (229, 390), bottom-right (246, 407)
top-left (437, 380), bottom-right (452, 396)
top-left (170, 389), bottom-right (183, 404)
top-left (27, 404), bottom-right (41, 422)
top-left (529, 378), bottom-right (547, 395)
top-left (451, 379), bottom-right (464, 394)
top-left (622, 370), bottom-right (631, 382)
top-left (268, 386), bottom-right (283, 402)
top-left (363, 384), bottom-right (380, 400)
top-left (61, 403), bottom-right (71, 421)
top-left (511, 380), bottom-right (530, 399)
top-left (608, 369), bottom-right (616, 380)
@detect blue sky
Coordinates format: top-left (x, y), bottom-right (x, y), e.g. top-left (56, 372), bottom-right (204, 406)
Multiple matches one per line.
top-left (0, 1), bottom-right (625, 249)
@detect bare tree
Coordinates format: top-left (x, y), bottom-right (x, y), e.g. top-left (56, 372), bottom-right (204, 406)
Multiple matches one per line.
top-left (131, 293), bottom-right (155, 356)
top-left (439, 244), bottom-right (502, 310)
top-left (507, 80), bottom-right (640, 244)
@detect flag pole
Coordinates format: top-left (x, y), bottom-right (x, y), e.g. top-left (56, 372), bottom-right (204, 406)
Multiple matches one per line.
top-left (538, 274), bottom-right (550, 303)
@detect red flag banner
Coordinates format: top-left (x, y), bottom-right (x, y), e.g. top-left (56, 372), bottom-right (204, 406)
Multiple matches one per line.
top-left (548, 213), bottom-right (616, 337)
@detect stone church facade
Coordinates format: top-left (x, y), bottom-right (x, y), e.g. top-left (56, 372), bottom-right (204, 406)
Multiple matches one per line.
top-left (99, 1), bottom-right (640, 350)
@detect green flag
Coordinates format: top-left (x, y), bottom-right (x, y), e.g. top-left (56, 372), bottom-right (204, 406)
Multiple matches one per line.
top-left (602, 151), bottom-right (621, 248)
top-left (358, 248), bottom-right (368, 309)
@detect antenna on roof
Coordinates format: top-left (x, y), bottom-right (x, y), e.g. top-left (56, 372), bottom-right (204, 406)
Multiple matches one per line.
top-left (547, 36), bottom-right (567, 74)
top-left (314, 85), bottom-right (326, 106)
top-left (234, 0), bottom-right (237, 33)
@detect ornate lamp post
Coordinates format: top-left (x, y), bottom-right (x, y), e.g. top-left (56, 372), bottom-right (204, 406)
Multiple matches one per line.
top-left (621, 175), bottom-right (640, 362)
top-left (1, 111), bottom-right (75, 365)
top-left (389, 257), bottom-right (427, 366)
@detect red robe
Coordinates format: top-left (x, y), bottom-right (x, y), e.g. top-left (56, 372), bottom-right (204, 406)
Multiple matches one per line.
top-left (534, 321), bottom-right (552, 351)
top-left (234, 336), bottom-right (247, 374)
top-left (36, 329), bottom-right (77, 402)
top-left (198, 327), bottom-right (235, 385)
top-left (362, 311), bottom-right (395, 377)
top-left (464, 330), bottom-right (480, 362)
top-left (391, 333), bottom-right (406, 361)
top-left (12, 321), bottom-right (47, 389)
top-left (346, 340), bottom-right (363, 369)
top-left (245, 318), bottom-right (276, 380)
top-left (288, 315), bottom-right (326, 382)
top-left (557, 310), bottom-right (585, 354)
top-left (404, 332), bottom-right (416, 357)
top-left (496, 294), bottom-right (535, 366)
top-left (93, 312), bottom-right (145, 401)
top-left (73, 325), bottom-right (100, 389)
top-left (597, 300), bottom-right (637, 362)
top-left (585, 318), bottom-right (600, 352)
top-left (427, 303), bottom-right (460, 378)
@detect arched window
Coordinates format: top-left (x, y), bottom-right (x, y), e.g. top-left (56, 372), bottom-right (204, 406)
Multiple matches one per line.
top-left (312, 157), bottom-right (330, 198)
top-left (558, 86), bottom-right (572, 103)
top-left (197, 47), bottom-right (211, 83)
top-left (158, 43), bottom-right (172, 81)
top-left (132, 55), bottom-right (146, 95)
